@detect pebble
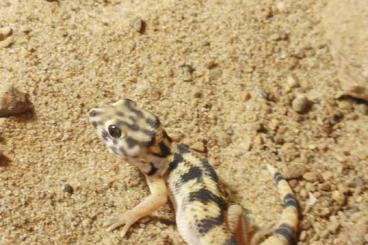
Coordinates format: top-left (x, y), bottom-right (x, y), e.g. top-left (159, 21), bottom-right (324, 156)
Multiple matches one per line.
top-left (63, 184), bottom-right (74, 195)
top-left (204, 60), bottom-right (217, 69)
top-left (217, 132), bottom-right (232, 147)
top-left (191, 141), bottom-right (205, 152)
top-left (287, 74), bottom-right (300, 88)
top-left (332, 190), bottom-right (346, 205)
top-left (130, 17), bottom-right (145, 33)
top-left (240, 91), bottom-right (251, 101)
top-left (327, 217), bottom-right (340, 234)
top-left (274, 134), bottom-right (285, 144)
top-left (321, 171), bottom-right (333, 181)
top-left (306, 192), bottom-right (317, 207)
top-left (319, 183), bottom-right (331, 191)
top-left (303, 172), bottom-right (318, 182)
top-left (180, 64), bottom-right (194, 82)
top-left (208, 67), bottom-right (222, 80)
top-left (284, 163), bottom-right (307, 179)
top-left (0, 27), bottom-right (12, 41)
top-left (292, 94), bottom-right (312, 113)
top-left (317, 207), bottom-right (331, 218)
top-left (0, 82), bottom-right (33, 117)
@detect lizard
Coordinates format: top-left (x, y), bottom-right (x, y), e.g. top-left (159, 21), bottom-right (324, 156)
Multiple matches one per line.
top-left (88, 99), bottom-right (299, 245)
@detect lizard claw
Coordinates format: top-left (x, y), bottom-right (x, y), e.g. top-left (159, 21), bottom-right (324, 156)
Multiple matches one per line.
top-left (104, 211), bottom-right (136, 237)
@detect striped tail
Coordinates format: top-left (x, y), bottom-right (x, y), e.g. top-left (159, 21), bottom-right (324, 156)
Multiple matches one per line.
top-left (260, 164), bottom-right (299, 245)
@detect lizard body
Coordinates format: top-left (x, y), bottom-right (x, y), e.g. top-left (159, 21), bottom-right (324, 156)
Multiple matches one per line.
top-left (88, 99), bottom-right (298, 245)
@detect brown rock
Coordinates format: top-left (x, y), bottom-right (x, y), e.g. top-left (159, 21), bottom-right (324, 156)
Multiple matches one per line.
top-left (292, 94), bottom-right (312, 113)
top-left (130, 17), bottom-right (146, 33)
top-left (332, 190), bottom-right (346, 205)
top-left (191, 141), bottom-right (205, 152)
top-left (284, 163), bottom-right (307, 179)
top-left (303, 172), bottom-right (318, 182)
top-left (0, 26), bottom-right (12, 41)
top-left (0, 82), bottom-right (33, 117)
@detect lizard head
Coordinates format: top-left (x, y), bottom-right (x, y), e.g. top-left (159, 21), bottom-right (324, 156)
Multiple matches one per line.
top-left (88, 99), bottom-right (172, 163)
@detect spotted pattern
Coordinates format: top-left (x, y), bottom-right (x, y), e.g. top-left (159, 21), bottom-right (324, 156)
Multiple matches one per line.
top-left (89, 100), bottom-right (299, 245)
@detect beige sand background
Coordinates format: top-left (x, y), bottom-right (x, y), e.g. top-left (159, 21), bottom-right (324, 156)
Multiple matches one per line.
top-left (1, 0), bottom-right (367, 244)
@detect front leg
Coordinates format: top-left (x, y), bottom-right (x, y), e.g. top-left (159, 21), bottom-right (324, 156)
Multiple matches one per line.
top-left (104, 175), bottom-right (168, 237)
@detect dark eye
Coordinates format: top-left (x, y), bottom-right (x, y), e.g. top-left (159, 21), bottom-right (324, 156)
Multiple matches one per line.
top-left (108, 125), bottom-right (121, 138)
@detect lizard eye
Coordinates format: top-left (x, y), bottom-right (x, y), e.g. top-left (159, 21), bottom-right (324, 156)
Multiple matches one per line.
top-left (108, 125), bottom-right (121, 138)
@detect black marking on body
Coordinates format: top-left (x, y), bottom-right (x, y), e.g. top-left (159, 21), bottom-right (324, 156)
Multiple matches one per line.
top-left (126, 137), bottom-right (139, 148)
top-left (101, 131), bottom-right (109, 141)
top-left (124, 99), bottom-right (144, 117)
top-left (152, 141), bottom-right (171, 158)
top-left (274, 172), bottom-right (284, 184)
top-left (283, 193), bottom-right (298, 209)
top-left (89, 110), bottom-right (101, 118)
top-left (142, 128), bottom-right (156, 138)
top-left (147, 163), bottom-right (158, 176)
top-left (116, 120), bottom-right (140, 131)
top-left (189, 189), bottom-right (226, 234)
top-left (273, 223), bottom-right (296, 245)
top-left (177, 144), bottom-right (190, 154)
top-left (116, 111), bottom-right (124, 117)
top-left (92, 121), bottom-right (98, 128)
top-left (163, 130), bottom-right (172, 142)
top-left (167, 153), bottom-right (184, 173)
top-left (126, 136), bottom-right (155, 148)
top-left (224, 238), bottom-right (237, 245)
top-left (189, 189), bottom-right (226, 209)
top-left (201, 159), bottom-right (219, 182)
top-left (197, 213), bottom-right (224, 234)
top-left (180, 166), bottom-right (202, 183)
top-left (146, 117), bottom-right (160, 129)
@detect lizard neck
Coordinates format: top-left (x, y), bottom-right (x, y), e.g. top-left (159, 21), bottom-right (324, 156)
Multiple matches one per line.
top-left (132, 129), bottom-right (174, 177)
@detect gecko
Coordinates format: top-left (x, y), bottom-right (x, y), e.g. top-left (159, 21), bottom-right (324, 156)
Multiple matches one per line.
top-left (88, 99), bottom-right (299, 245)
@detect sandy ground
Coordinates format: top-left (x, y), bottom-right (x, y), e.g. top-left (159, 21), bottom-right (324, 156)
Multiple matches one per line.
top-left (1, 0), bottom-right (367, 244)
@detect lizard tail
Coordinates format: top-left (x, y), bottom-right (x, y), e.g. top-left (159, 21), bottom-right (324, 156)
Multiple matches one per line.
top-left (260, 164), bottom-right (299, 245)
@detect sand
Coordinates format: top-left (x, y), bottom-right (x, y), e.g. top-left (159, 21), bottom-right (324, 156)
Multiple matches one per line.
top-left (0, 0), bottom-right (367, 244)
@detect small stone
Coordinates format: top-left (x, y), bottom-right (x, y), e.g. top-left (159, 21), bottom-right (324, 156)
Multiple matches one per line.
top-left (191, 141), bottom-right (205, 152)
top-left (274, 134), bottom-right (285, 144)
top-left (130, 17), bottom-right (145, 33)
top-left (319, 183), bottom-right (331, 191)
top-left (209, 67), bottom-right (222, 80)
top-left (303, 172), bottom-right (318, 182)
top-left (317, 207), bottom-right (331, 218)
top-left (287, 74), bottom-right (300, 88)
top-left (0, 82), bottom-right (33, 117)
top-left (292, 94), bottom-right (312, 113)
top-left (205, 60), bottom-right (217, 69)
top-left (284, 163), bottom-right (307, 179)
top-left (355, 104), bottom-right (368, 115)
top-left (0, 26), bottom-right (12, 41)
top-left (240, 91), bottom-right (251, 101)
top-left (328, 218), bottom-right (340, 234)
top-left (193, 90), bottom-right (202, 98)
top-left (332, 190), bottom-right (346, 205)
top-left (217, 132), bottom-right (232, 147)
top-left (321, 171), bottom-right (333, 181)
top-left (300, 188), bottom-right (308, 199)
top-left (306, 192), bottom-right (317, 207)
top-left (180, 64), bottom-right (194, 82)
top-left (289, 179), bottom-right (298, 189)
top-left (63, 184), bottom-right (74, 195)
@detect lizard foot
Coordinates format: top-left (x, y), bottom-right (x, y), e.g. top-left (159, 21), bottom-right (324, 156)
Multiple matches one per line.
top-left (104, 210), bottom-right (135, 237)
